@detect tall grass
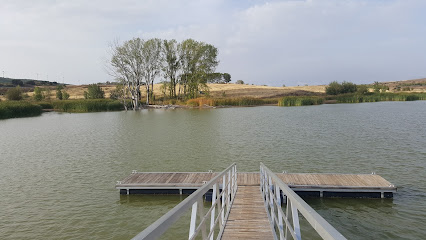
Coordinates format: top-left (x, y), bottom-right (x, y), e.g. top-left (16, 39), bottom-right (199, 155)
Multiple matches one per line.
top-left (0, 101), bottom-right (42, 119)
top-left (52, 99), bottom-right (124, 112)
top-left (278, 96), bottom-right (324, 106)
top-left (186, 97), bottom-right (277, 107)
top-left (332, 93), bottom-right (426, 103)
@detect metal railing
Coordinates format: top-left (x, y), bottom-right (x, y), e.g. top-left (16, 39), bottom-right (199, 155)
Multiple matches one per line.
top-left (260, 163), bottom-right (346, 240)
top-left (132, 163), bottom-right (238, 240)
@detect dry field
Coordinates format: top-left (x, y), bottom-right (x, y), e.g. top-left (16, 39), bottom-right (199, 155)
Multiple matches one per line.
top-left (46, 83), bottom-right (327, 100)
top-left (2, 78), bottom-right (425, 101)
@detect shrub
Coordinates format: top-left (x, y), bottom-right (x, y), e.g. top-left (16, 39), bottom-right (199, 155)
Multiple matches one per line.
top-left (84, 84), bottom-right (105, 99)
top-left (326, 81), bottom-right (357, 95)
top-left (34, 87), bottom-right (44, 101)
top-left (6, 86), bottom-right (23, 100)
top-left (62, 91), bottom-right (70, 100)
top-left (235, 80), bottom-right (244, 84)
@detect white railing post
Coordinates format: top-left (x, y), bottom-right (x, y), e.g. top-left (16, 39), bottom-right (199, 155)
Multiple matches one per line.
top-left (227, 170), bottom-right (231, 207)
top-left (189, 202), bottom-right (198, 239)
top-left (210, 183), bottom-right (217, 240)
top-left (259, 163), bottom-right (346, 240)
top-left (275, 184), bottom-right (284, 240)
top-left (221, 175), bottom-right (226, 226)
top-left (291, 204), bottom-right (301, 240)
top-left (269, 176), bottom-right (275, 227)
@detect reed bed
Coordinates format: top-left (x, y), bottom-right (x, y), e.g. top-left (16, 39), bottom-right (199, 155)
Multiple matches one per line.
top-left (186, 97), bottom-right (277, 107)
top-left (333, 93), bottom-right (426, 103)
top-left (278, 96), bottom-right (324, 106)
top-left (52, 99), bottom-right (123, 113)
top-left (0, 101), bottom-right (42, 119)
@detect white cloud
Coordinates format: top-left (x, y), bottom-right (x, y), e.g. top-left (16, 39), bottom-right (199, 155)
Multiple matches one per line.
top-left (1, 0), bottom-right (425, 86)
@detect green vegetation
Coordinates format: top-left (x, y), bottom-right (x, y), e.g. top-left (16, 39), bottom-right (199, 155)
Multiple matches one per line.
top-left (332, 93), bottom-right (426, 103)
top-left (52, 99), bottom-right (122, 112)
top-left (6, 86), bottom-right (23, 100)
top-left (326, 81), bottom-right (357, 95)
top-left (84, 84), bottom-right (105, 99)
top-left (186, 97), bottom-right (277, 107)
top-left (278, 96), bottom-right (324, 106)
top-left (33, 87), bottom-right (44, 101)
top-left (0, 101), bottom-right (42, 119)
top-left (236, 80), bottom-right (244, 84)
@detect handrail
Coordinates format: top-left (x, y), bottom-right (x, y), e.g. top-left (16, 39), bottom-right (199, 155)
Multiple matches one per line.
top-left (260, 163), bottom-right (346, 240)
top-left (132, 163), bottom-right (237, 240)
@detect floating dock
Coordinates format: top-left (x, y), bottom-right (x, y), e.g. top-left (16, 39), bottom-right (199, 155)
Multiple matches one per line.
top-left (116, 171), bottom-right (396, 198)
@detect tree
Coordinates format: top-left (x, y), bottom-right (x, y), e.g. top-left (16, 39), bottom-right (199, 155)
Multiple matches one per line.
top-left (110, 38), bottom-right (145, 110)
top-left (223, 73), bottom-right (231, 83)
top-left (11, 80), bottom-right (23, 86)
top-left (236, 80), bottom-right (244, 84)
top-left (142, 38), bottom-right (162, 104)
top-left (62, 91), bottom-right (70, 100)
top-left (56, 85), bottom-right (63, 100)
top-left (34, 87), bottom-right (44, 101)
top-left (162, 39), bottom-right (180, 98)
top-left (326, 81), bottom-right (357, 95)
top-left (6, 86), bottom-right (22, 100)
top-left (179, 39), bottom-right (218, 99)
top-left (84, 84), bottom-right (105, 99)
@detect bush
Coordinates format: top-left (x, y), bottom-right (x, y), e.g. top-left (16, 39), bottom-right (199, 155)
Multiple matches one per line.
top-left (235, 80), bottom-right (244, 85)
top-left (326, 81), bottom-right (357, 95)
top-left (0, 101), bottom-right (42, 119)
top-left (34, 87), bottom-right (44, 101)
top-left (84, 84), bottom-right (105, 99)
top-left (6, 86), bottom-right (23, 100)
top-left (62, 91), bottom-right (70, 100)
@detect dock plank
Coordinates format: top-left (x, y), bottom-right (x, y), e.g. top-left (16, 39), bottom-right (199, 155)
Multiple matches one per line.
top-left (221, 186), bottom-right (274, 240)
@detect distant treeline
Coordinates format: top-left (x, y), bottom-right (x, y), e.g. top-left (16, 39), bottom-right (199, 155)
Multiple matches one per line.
top-left (0, 77), bottom-right (61, 87)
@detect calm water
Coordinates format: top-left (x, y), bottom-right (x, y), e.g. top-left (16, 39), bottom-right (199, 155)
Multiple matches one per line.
top-left (0, 102), bottom-right (425, 239)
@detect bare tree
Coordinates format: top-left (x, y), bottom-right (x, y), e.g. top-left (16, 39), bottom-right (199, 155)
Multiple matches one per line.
top-left (142, 38), bottom-right (162, 105)
top-left (161, 39), bottom-right (180, 98)
top-left (110, 38), bottom-right (145, 110)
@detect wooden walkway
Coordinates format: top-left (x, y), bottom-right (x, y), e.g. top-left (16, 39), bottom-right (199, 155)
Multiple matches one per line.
top-left (221, 186), bottom-right (274, 240)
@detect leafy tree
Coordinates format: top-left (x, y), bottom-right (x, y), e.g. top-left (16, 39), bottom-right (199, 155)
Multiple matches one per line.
top-left (56, 85), bottom-right (63, 100)
top-left (326, 81), bottom-right (357, 95)
top-left (236, 80), bottom-right (244, 84)
top-left (34, 87), bottom-right (44, 101)
top-left (326, 81), bottom-right (343, 95)
top-left (62, 91), bottom-right (70, 100)
top-left (356, 85), bottom-right (369, 95)
top-left (6, 86), bottom-right (22, 100)
top-left (223, 73), bottom-right (231, 83)
top-left (110, 38), bottom-right (145, 110)
top-left (143, 38), bottom-right (162, 104)
top-left (161, 39), bottom-right (180, 98)
top-left (11, 80), bottom-right (24, 86)
top-left (26, 80), bottom-right (36, 85)
top-left (179, 39), bottom-right (218, 99)
top-left (84, 84), bottom-right (105, 99)
top-left (373, 81), bottom-right (389, 93)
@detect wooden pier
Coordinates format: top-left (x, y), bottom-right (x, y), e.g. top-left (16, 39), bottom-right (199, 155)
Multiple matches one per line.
top-left (116, 172), bottom-right (396, 198)
top-left (221, 185), bottom-right (274, 239)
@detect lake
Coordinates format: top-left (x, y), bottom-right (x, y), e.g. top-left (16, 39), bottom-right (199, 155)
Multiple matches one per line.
top-left (0, 101), bottom-right (425, 239)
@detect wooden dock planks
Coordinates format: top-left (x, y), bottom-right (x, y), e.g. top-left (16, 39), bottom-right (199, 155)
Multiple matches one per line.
top-left (221, 186), bottom-right (274, 240)
top-left (116, 172), bottom-right (396, 196)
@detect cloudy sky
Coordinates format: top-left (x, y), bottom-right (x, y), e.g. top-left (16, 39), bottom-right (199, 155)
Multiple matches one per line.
top-left (1, 0), bottom-right (425, 86)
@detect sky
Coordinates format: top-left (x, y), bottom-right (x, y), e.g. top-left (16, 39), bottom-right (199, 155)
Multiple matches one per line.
top-left (1, 0), bottom-right (425, 87)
